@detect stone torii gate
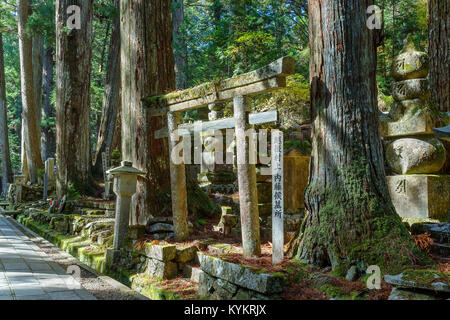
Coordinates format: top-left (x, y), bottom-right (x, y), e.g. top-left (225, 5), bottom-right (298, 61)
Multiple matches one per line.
top-left (145, 56), bottom-right (295, 257)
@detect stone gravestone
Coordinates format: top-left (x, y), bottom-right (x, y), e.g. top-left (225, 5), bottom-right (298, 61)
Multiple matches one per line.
top-left (379, 36), bottom-right (450, 221)
top-left (272, 130), bottom-right (284, 264)
top-left (102, 148), bottom-right (114, 200)
top-left (283, 149), bottom-right (310, 213)
top-left (43, 158), bottom-right (56, 200)
top-left (12, 174), bottom-right (25, 203)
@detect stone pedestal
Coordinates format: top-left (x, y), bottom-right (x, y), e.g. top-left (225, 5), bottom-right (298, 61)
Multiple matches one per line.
top-left (387, 175), bottom-right (450, 221)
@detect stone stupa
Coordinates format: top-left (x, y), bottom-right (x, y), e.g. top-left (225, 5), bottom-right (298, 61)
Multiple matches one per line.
top-left (380, 36), bottom-right (450, 222)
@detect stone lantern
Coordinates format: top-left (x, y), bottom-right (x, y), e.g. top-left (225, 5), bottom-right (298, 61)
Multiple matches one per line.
top-left (105, 160), bottom-right (145, 264)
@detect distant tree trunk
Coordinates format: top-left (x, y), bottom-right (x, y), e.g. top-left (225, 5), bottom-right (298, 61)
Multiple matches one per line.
top-left (110, 108), bottom-right (121, 154)
top-left (93, 0), bottom-right (120, 177)
top-left (121, 0), bottom-right (175, 225)
top-left (17, 0), bottom-right (44, 184)
top-left (428, 0), bottom-right (449, 112)
top-left (172, 0), bottom-right (187, 89)
top-left (32, 35), bottom-right (44, 155)
top-left (291, 0), bottom-right (424, 274)
top-left (41, 44), bottom-right (56, 161)
top-left (20, 122), bottom-right (28, 180)
top-left (0, 34), bottom-right (13, 195)
top-left (55, 0), bottom-right (93, 198)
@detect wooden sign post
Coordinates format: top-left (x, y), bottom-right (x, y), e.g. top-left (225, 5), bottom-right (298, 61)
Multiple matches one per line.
top-left (271, 130), bottom-right (284, 264)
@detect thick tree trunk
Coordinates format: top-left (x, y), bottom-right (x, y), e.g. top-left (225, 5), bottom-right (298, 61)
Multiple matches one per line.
top-left (293, 0), bottom-right (424, 274)
top-left (55, 0), bottom-right (93, 197)
top-left (93, 0), bottom-right (120, 177)
top-left (17, 0), bottom-right (44, 184)
top-left (0, 34), bottom-right (13, 195)
top-left (41, 44), bottom-right (55, 161)
top-left (121, 0), bottom-right (175, 225)
top-left (172, 0), bottom-right (187, 89)
top-left (428, 0), bottom-right (449, 112)
top-left (32, 35), bottom-right (44, 154)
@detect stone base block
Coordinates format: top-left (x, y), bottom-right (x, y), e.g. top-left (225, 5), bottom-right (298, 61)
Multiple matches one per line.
top-left (128, 225), bottom-right (146, 240)
top-left (387, 175), bottom-right (450, 222)
top-left (146, 258), bottom-right (177, 280)
top-left (379, 108), bottom-right (434, 138)
top-left (145, 243), bottom-right (176, 261)
top-left (105, 249), bottom-right (121, 265)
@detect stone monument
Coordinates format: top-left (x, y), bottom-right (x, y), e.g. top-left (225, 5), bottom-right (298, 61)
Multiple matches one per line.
top-left (198, 103), bottom-right (236, 194)
top-left (380, 36), bottom-right (450, 221)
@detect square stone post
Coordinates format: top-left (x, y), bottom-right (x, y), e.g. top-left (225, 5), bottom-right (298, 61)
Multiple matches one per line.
top-left (271, 130), bottom-right (284, 264)
top-left (234, 95), bottom-right (261, 257)
top-left (167, 111), bottom-right (189, 241)
top-left (105, 160), bottom-right (145, 264)
top-left (43, 158), bottom-right (55, 200)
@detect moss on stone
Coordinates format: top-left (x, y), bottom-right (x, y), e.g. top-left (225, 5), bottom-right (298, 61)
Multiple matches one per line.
top-left (402, 269), bottom-right (450, 286)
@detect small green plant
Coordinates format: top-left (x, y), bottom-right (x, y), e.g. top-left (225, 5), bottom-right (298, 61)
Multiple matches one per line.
top-left (37, 168), bottom-right (45, 180)
top-left (111, 149), bottom-right (121, 167)
top-left (284, 140), bottom-right (312, 155)
top-left (67, 182), bottom-right (82, 200)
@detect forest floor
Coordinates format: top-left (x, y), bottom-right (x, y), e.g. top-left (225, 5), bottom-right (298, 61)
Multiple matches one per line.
top-left (4, 184), bottom-right (449, 300)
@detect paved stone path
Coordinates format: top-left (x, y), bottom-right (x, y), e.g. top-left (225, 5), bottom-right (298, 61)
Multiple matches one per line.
top-left (0, 215), bottom-right (96, 300)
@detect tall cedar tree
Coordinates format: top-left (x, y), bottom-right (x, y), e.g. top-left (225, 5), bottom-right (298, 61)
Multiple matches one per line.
top-left (291, 0), bottom-right (426, 274)
top-left (428, 0), bottom-right (449, 112)
top-left (55, 0), bottom-right (93, 197)
top-left (17, 0), bottom-right (44, 183)
top-left (0, 33), bottom-right (13, 194)
top-left (121, 0), bottom-right (175, 225)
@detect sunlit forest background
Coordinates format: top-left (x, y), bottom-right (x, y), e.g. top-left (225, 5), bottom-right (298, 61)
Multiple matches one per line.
top-left (0, 0), bottom-right (428, 171)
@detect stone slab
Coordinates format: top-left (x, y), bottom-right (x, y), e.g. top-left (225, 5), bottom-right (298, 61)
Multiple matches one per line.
top-left (283, 151), bottom-right (310, 212)
top-left (146, 258), bottom-right (177, 280)
top-left (388, 288), bottom-right (440, 300)
top-left (176, 245), bottom-right (198, 263)
top-left (434, 125), bottom-right (450, 142)
top-left (387, 175), bottom-right (450, 222)
top-left (144, 244), bottom-right (177, 262)
top-left (199, 254), bottom-right (285, 294)
top-left (411, 222), bottom-right (450, 243)
top-left (385, 273), bottom-right (450, 293)
top-left (380, 109), bottom-right (434, 137)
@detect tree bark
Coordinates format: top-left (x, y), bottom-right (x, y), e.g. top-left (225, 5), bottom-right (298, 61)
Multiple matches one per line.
top-left (32, 35), bottom-right (44, 155)
top-left (55, 0), bottom-right (93, 197)
top-left (293, 0), bottom-right (424, 274)
top-left (0, 34), bottom-right (13, 195)
top-left (428, 0), bottom-right (449, 112)
top-left (121, 0), bottom-right (176, 225)
top-left (172, 0), bottom-right (187, 89)
top-left (41, 44), bottom-right (56, 161)
top-left (93, 0), bottom-right (121, 177)
top-left (17, 0), bottom-right (44, 184)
